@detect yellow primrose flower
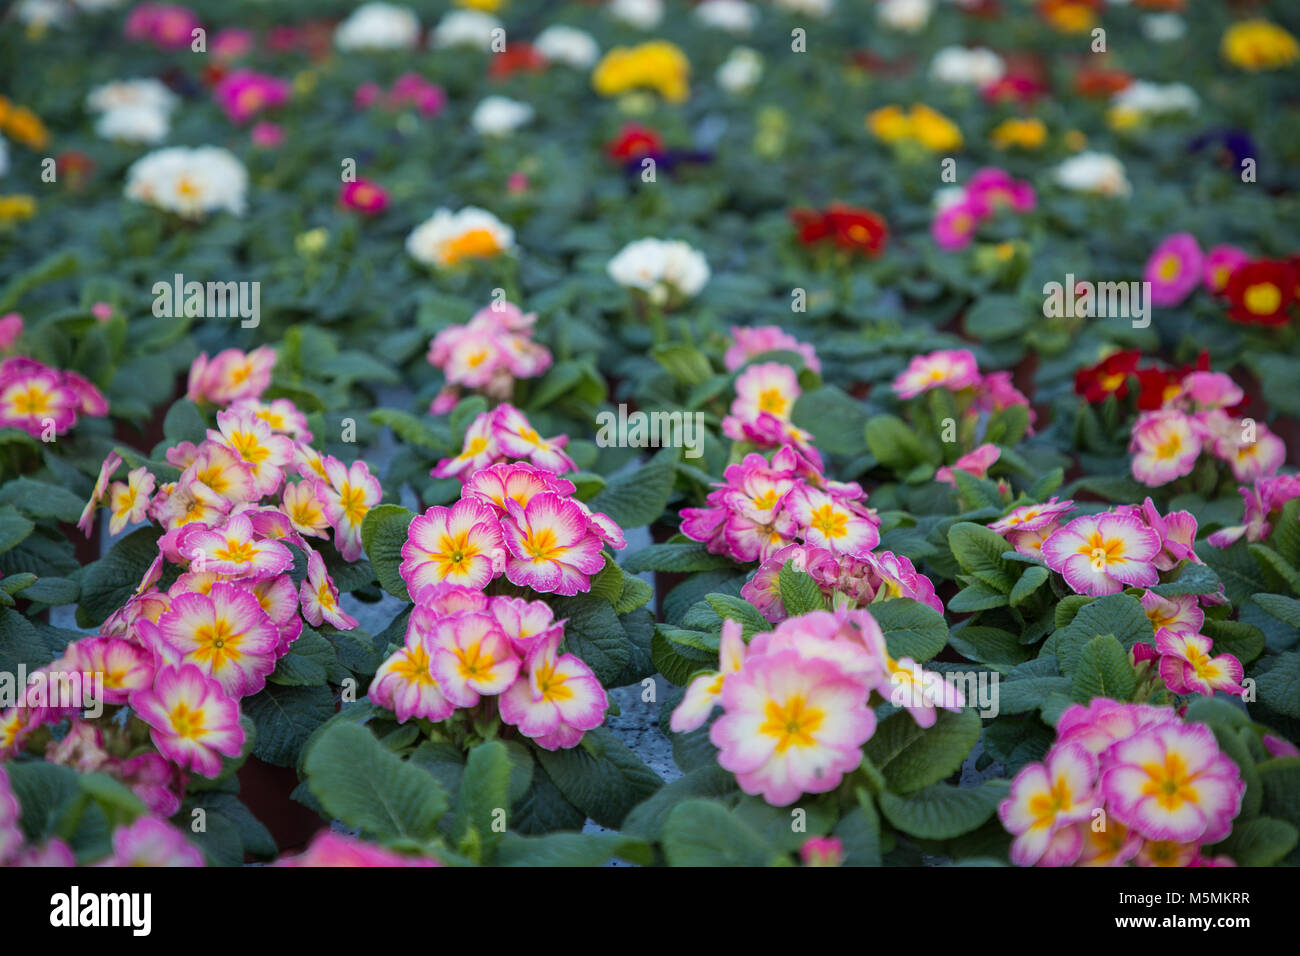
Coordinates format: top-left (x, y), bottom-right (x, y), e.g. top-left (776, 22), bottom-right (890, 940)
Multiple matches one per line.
top-left (293, 70), bottom-right (318, 96)
top-left (0, 100), bottom-right (50, 150)
top-left (457, 0), bottom-right (505, 10)
top-left (1221, 19), bottom-right (1299, 71)
top-left (1064, 129), bottom-right (1088, 152)
top-left (1105, 106), bottom-right (1144, 132)
top-left (990, 117), bottom-right (1048, 150)
top-left (592, 41), bottom-right (691, 103)
top-left (866, 105), bottom-right (911, 143)
top-left (909, 104), bottom-right (963, 152)
top-left (0, 195), bottom-right (37, 223)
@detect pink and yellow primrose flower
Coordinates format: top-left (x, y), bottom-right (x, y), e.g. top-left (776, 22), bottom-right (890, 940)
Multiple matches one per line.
top-left (1203, 244), bottom-right (1250, 295)
top-left (463, 461), bottom-right (576, 513)
top-left (184, 513), bottom-right (293, 579)
top-left (282, 480), bottom-right (332, 538)
top-left (400, 498), bottom-right (505, 596)
top-left (710, 647), bottom-right (875, 806)
top-left (55, 636), bottom-right (155, 706)
top-left (433, 411), bottom-right (502, 480)
top-left (935, 442), bottom-right (1000, 486)
top-left (1143, 233), bottom-right (1204, 308)
top-left (1130, 410), bottom-right (1203, 487)
top-left (428, 611), bottom-right (521, 707)
top-left (187, 346), bottom-right (276, 407)
top-left (209, 407), bottom-right (294, 497)
top-left (78, 451), bottom-right (123, 536)
top-left (670, 618), bottom-right (747, 733)
top-left (891, 349), bottom-right (981, 399)
top-left (786, 485), bottom-right (879, 557)
top-left (185, 443), bottom-right (256, 504)
top-left (149, 582), bottom-right (280, 697)
top-left (1155, 631), bottom-right (1244, 696)
top-left (500, 492), bottom-right (607, 595)
top-left (1140, 591), bottom-right (1203, 637)
top-left (323, 458), bottom-right (382, 562)
top-left (491, 403), bottom-right (577, 474)
top-left (998, 742), bottom-right (1100, 867)
top-left (1041, 512), bottom-right (1161, 596)
top-left (368, 628), bottom-right (454, 724)
top-left (130, 664), bottom-right (245, 778)
top-left (300, 549), bottom-right (358, 630)
top-left (0, 361), bottom-right (79, 438)
top-left (1100, 721), bottom-right (1244, 845)
top-left (275, 830), bottom-right (441, 867)
top-left (498, 632), bottom-right (607, 750)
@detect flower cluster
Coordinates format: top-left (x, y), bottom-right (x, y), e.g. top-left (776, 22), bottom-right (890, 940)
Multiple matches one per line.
top-left (354, 73), bottom-right (447, 117)
top-left (3, 394), bottom-right (380, 811)
top-left (680, 445), bottom-right (881, 565)
top-left (606, 238), bottom-right (710, 308)
top-left (1141, 232), bottom-right (1299, 326)
top-left (432, 404), bottom-right (576, 481)
top-left (999, 700), bottom-right (1244, 867)
top-left (790, 203), bottom-right (889, 258)
top-left (891, 348), bottom-right (1036, 447)
top-left (743, 542), bottom-right (943, 622)
top-left (124, 146), bottom-right (248, 219)
top-left (1038, 498), bottom-right (1203, 597)
top-left (591, 41), bottom-right (691, 103)
top-left (672, 609), bottom-right (964, 805)
top-left (867, 103), bottom-right (963, 152)
top-left (0, 782), bottom-right (206, 867)
top-left (124, 3), bottom-right (202, 51)
top-left (426, 301), bottom-right (552, 414)
top-left (1073, 347), bottom-right (1207, 410)
top-left (1128, 370), bottom-right (1285, 487)
top-left (932, 167), bottom-right (1036, 251)
top-left (403, 461), bottom-right (623, 597)
top-left (0, 355), bottom-right (108, 438)
top-left (369, 583), bottom-right (608, 750)
top-left (214, 70), bottom-right (290, 125)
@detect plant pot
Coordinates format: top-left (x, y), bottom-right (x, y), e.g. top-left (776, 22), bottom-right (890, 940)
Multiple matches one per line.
top-left (236, 756), bottom-right (323, 857)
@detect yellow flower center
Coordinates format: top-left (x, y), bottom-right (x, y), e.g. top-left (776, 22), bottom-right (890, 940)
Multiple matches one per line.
top-left (1244, 282), bottom-right (1281, 315)
top-left (759, 694), bottom-right (824, 754)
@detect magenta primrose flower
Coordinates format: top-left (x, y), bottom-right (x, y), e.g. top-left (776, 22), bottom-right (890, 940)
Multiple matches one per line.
top-left (1040, 511), bottom-right (1162, 596)
top-left (1143, 233), bottom-right (1204, 307)
top-left (129, 664), bottom-right (245, 778)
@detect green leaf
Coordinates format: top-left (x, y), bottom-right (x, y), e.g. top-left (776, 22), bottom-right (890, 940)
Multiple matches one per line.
top-left (1256, 652), bottom-right (1300, 718)
top-left (865, 414), bottom-right (930, 471)
top-left (1149, 563), bottom-right (1222, 598)
top-left (948, 581), bottom-right (1009, 613)
top-left (662, 799), bottom-right (784, 866)
top-left (1213, 816), bottom-right (1298, 867)
top-left (243, 684), bottom-right (335, 767)
top-left (0, 506), bottom-right (36, 555)
top-left (0, 478), bottom-right (85, 522)
top-left (586, 448), bottom-right (679, 529)
top-left (947, 522), bottom-right (1018, 592)
top-left (496, 832), bottom-right (652, 867)
top-left (792, 385), bottom-right (868, 456)
top-left (862, 707), bottom-right (981, 794)
top-left (76, 527), bottom-right (162, 628)
top-left (871, 598), bottom-right (948, 662)
top-left (620, 541), bottom-right (735, 574)
top-left (1048, 594), bottom-right (1151, 673)
top-left (1257, 758), bottom-right (1300, 833)
top-left (361, 504), bottom-right (415, 601)
top-left (704, 593), bottom-right (771, 638)
top-left (878, 780), bottom-right (1009, 840)
top-left (1070, 634), bottom-right (1137, 704)
top-left (622, 765), bottom-right (739, 842)
top-left (1250, 544), bottom-right (1300, 595)
top-left (551, 594), bottom-right (631, 687)
top-left (1202, 619), bottom-right (1266, 667)
top-left (948, 626), bottom-right (1031, 669)
top-left (533, 727), bottom-right (662, 829)
top-left (456, 741), bottom-right (513, 859)
top-left (303, 722), bottom-right (449, 842)
top-left (162, 399), bottom-right (208, 445)
top-left (1250, 593), bottom-right (1300, 628)
top-left (1010, 565), bottom-right (1050, 607)
top-left (778, 562), bottom-right (825, 616)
